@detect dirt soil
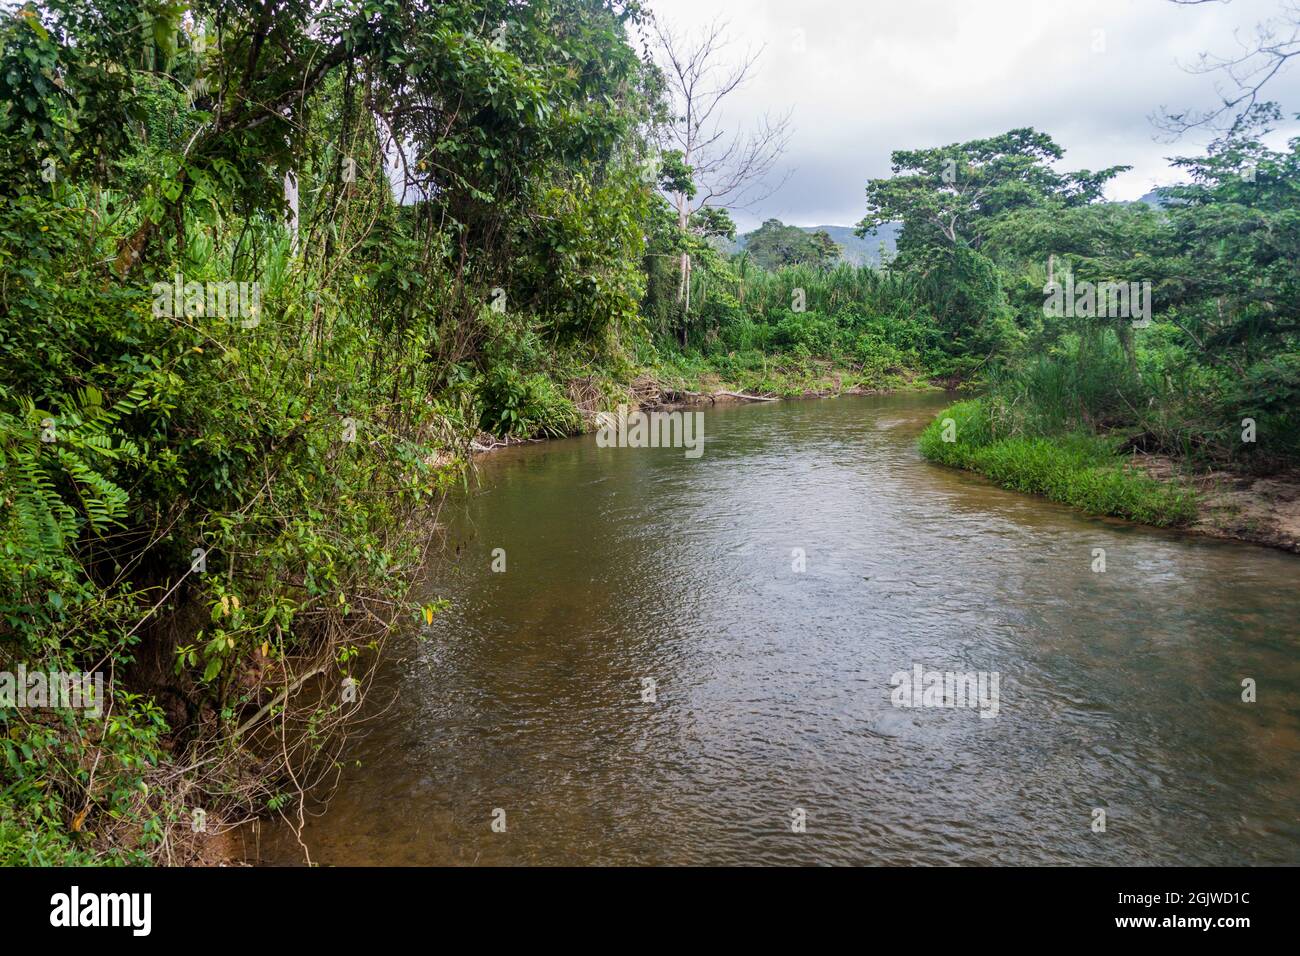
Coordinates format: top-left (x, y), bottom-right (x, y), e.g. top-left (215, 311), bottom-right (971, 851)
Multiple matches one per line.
top-left (1132, 453), bottom-right (1300, 553)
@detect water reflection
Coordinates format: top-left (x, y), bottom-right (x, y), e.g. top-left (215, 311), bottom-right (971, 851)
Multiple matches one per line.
top-left (258, 393), bottom-right (1300, 865)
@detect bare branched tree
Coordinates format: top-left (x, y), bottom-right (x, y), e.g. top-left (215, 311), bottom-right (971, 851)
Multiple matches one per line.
top-left (1155, 0), bottom-right (1300, 137)
top-left (653, 17), bottom-right (792, 315)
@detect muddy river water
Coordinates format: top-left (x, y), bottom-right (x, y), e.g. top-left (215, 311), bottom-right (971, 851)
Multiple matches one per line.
top-left (258, 392), bottom-right (1300, 865)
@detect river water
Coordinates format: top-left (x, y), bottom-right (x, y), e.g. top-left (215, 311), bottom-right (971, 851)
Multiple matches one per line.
top-left (258, 392), bottom-right (1300, 865)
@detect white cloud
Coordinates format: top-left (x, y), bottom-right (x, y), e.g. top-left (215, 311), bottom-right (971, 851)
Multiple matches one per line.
top-left (646, 0), bottom-right (1300, 230)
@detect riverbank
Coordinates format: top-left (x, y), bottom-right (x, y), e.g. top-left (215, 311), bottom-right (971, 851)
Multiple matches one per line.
top-left (1131, 453), bottom-right (1300, 553)
top-left (468, 353), bottom-right (938, 451)
top-left (919, 398), bottom-right (1300, 553)
top-left (650, 352), bottom-right (938, 401)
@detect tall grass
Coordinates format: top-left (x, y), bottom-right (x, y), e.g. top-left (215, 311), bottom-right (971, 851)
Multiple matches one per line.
top-left (990, 333), bottom-right (1146, 435)
top-left (675, 260), bottom-right (954, 386)
top-left (732, 262), bottom-right (924, 323)
top-left (920, 399), bottom-right (1198, 527)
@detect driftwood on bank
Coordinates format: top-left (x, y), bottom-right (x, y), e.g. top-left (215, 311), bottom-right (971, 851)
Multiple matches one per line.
top-left (648, 387), bottom-right (777, 407)
top-left (715, 389), bottom-right (777, 402)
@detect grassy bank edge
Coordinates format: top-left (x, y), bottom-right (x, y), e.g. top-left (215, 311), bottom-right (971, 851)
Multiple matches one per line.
top-left (918, 398), bottom-right (1199, 528)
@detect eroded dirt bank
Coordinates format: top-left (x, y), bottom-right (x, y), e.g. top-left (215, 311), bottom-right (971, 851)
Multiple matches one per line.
top-left (1135, 454), bottom-right (1300, 553)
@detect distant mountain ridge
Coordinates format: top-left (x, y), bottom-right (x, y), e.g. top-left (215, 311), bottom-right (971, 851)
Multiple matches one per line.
top-left (1135, 187), bottom-right (1186, 208)
top-left (731, 190), bottom-right (1177, 268)
top-left (731, 222), bottom-right (900, 266)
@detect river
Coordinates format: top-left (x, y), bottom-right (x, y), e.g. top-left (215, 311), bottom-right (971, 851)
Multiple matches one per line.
top-left (256, 392), bottom-right (1300, 865)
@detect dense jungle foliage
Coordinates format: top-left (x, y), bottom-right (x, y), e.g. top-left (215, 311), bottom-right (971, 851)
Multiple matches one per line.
top-left (0, 0), bottom-right (1295, 863)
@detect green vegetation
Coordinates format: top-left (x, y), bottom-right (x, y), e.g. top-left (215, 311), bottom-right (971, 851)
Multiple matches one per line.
top-left (739, 219), bottom-right (841, 271)
top-left (902, 117), bottom-right (1299, 520)
top-left (643, 259), bottom-right (955, 393)
top-left (0, 0), bottom-right (1295, 865)
top-left (0, 0), bottom-right (654, 864)
top-left (919, 399), bottom-right (1198, 527)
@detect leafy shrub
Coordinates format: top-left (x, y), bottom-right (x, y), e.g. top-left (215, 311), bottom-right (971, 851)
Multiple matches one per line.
top-left (476, 367), bottom-right (581, 438)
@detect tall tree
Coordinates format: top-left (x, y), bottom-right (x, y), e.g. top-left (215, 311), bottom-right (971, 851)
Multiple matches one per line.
top-left (856, 128), bottom-right (1128, 263)
top-left (652, 17), bottom-right (791, 319)
top-left (1157, 0), bottom-right (1300, 136)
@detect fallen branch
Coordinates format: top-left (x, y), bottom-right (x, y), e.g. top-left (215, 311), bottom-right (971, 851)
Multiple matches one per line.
top-left (232, 665), bottom-right (327, 740)
top-left (715, 390), bottom-right (777, 402)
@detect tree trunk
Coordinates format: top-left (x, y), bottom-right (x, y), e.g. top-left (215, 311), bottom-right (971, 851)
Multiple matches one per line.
top-left (676, 186), bottom-right (690, 308)
top-left (284, 171), bottom-right (300, 255)
top-left (1116, 321), bottom-right (1137, 377)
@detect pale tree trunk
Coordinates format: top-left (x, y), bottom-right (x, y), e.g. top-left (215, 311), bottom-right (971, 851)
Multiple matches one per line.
top-left (677, 128), bottom-right (694, 320)
top-left (676, 190), bottom-right (690, 305)
top-left (675, 185), bottom-right (691, 344)
top-left (654, 18), bottom-right (791, 343)
top-left (284, 171), bottom-right (299, 255)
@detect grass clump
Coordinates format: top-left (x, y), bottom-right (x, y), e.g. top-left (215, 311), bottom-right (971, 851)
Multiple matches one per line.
top-left (920, 399), bottom-right (1198, 527)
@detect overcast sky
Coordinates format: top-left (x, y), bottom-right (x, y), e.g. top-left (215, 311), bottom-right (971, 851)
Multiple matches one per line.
top-left (646, 0), bottom-right (1300, 231)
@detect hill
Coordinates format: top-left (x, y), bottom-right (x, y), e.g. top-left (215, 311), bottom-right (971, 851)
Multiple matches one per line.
top-left (731, 222), bottom-right (900, 266)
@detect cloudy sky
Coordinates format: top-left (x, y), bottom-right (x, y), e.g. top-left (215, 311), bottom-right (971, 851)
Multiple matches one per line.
top-left (646, 0), bottom-right (1300, 231)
